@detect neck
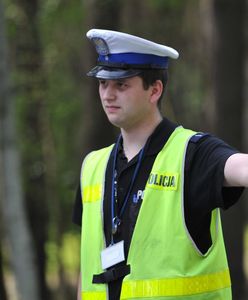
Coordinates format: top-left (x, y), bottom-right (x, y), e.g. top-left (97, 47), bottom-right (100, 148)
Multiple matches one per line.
top-left (121, 112), bottom-right (162, 161)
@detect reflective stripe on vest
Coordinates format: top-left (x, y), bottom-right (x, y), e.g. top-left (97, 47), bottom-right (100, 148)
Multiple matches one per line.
top-left (81, 269), bottom-right (231, 300)
top-left (121, 269), bottom-right (231, 298)
top-left (81, 291), bottom-right (106, 300)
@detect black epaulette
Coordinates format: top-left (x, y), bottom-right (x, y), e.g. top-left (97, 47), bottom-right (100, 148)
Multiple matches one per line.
top-left (189, 132), bottom-right (210, 144)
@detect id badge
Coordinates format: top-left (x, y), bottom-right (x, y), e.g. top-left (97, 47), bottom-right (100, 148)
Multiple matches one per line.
top-left (101, 241), bottom-right (125, 270)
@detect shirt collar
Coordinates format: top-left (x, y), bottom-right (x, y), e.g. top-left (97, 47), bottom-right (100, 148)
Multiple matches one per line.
top-left (145, 117), bottom-right (178, 155)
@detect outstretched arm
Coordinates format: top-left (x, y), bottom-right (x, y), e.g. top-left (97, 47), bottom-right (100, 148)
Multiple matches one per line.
top-left (224, 153), bottom-right (248, 187)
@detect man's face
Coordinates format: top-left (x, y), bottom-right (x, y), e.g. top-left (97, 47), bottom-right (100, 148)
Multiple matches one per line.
top-left (98, 76), bottom-right (154, 130)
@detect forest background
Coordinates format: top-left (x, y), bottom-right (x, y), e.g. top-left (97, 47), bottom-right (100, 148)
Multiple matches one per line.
top-left (0, 0), bottom-right (248, 299)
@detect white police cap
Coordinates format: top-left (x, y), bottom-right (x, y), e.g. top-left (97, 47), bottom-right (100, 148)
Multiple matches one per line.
top-left (86, 29), bottom-right (179, 79)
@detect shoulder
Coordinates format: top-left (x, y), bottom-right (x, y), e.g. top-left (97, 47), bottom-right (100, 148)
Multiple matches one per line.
top-left (80, 144), bottom-right (115, 185)
top-left (189, 133), bottom-right (238, 156)
top-left (81, 144), bottom-right (115, 168)
top-left (85, 144), bottom-right (115, 160)
top-left (186, 133), bottom-right (239, 172)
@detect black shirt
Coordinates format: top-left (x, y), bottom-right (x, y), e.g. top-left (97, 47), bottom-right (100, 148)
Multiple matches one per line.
top-left (72, 118), bottom-right (243, 300)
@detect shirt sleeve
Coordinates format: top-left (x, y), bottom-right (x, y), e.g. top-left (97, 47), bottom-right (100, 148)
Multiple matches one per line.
top-left (72, 183), bottom-right (82, 226)
top-left (184, 134), bottom-right (244, 254)
top-left (188, 135), bottom-right (244, 213)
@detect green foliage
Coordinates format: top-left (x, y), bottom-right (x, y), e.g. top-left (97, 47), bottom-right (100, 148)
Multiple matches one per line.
top-left (40, 0), bottom-right (84, 205)
top-left (46, 232), bottom-right (80, 276)
top-left (60, 233), bottom-right (80, 274)
top-left (168, 61), bottom-right (204, 128)
top-left (4, 0), bottom-right (84, 295)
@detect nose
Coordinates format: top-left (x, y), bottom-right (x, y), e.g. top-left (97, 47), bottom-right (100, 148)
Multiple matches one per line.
top-left (101, 85), bottom-right (116, 101)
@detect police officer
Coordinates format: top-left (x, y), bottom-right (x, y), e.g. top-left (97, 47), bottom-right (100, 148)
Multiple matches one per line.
top-left (73, 29), bottom-right (248, 300)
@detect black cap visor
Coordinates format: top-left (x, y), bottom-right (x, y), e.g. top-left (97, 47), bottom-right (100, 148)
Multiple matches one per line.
top-left (87, 66), bottom-right (142, 79)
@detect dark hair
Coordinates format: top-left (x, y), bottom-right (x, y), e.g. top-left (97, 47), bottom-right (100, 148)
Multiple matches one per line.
top-left (138, 69), bottom-right (168, 109)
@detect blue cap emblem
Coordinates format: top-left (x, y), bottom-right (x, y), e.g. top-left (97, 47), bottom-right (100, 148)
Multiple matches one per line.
top-left (91, 37), bottom-right (109, 55)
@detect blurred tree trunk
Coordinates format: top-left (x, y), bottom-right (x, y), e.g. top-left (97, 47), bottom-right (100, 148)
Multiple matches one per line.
top-left (212, 0), bottom-right (247, 299)
top-left (14, 0), bottom-right (71, 298)
top-left (199, 0), bottom-right (217, 132)
top-left (0, 243), bottom-right (7, 300)
top-left (13, 0), bottom-right (51, 298)
top-left (81, 0), bottom-right (121, 154)
top-left (0, 132), bottom-right (7, 300)
top-left (0, 114), bottom-right (7, 300)
top-left (0, 1), bottom-right (40, 299)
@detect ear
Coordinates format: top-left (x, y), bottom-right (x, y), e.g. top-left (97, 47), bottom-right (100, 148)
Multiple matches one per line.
top-left (150, 80), bottom-right (163, 104)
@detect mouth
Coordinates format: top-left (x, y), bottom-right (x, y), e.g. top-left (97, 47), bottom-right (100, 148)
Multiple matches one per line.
top-left (105, 105), bottom-right (120, 113)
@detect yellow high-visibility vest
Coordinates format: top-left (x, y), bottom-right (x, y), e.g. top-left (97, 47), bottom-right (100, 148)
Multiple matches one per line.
top-left (80, 126), bottom-right (231, 300)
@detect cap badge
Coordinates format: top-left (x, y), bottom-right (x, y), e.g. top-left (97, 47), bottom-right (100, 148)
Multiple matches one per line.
top-left (91, 37), bottom-right (109, 55)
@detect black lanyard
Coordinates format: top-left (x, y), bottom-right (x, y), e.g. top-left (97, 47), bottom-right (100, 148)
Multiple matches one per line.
top-left (110, 135), bottom-right (145, 244)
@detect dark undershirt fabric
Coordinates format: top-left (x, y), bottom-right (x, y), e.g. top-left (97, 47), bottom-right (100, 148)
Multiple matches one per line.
top-left (72, 118), bottom-right (243, 300)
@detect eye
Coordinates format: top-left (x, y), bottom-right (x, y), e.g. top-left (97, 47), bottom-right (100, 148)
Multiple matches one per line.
top-left (116, 80), bottom-right (128, 89)
top-left (99, 79), bottom-right (106, 86)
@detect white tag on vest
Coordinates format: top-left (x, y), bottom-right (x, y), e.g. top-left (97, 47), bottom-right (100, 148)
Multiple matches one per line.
top-left (101, 241), bottom-right (125, 270)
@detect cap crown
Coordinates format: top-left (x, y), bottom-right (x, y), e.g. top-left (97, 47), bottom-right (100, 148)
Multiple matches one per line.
top-left (87, 29), bottom-right (179, 59)
top-left (86, 29), bottom-right (179, 79)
